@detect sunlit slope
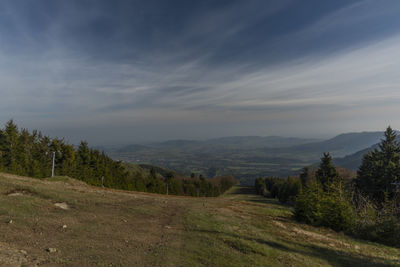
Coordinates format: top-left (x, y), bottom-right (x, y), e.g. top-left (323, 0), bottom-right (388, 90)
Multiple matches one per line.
top-left (0, 173), bottom-right (398, 266)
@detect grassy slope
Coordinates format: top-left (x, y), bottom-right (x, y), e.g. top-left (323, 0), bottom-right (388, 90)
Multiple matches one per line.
top-left (0, 173), bottom-right (399, 266)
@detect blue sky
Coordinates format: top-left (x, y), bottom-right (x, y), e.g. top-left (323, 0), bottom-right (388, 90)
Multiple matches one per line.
top-left (1, 0), bottom-right (400, 145)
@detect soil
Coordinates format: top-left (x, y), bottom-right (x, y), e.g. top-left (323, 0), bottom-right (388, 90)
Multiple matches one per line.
top-left (0, 173), bottom-right (186, 266)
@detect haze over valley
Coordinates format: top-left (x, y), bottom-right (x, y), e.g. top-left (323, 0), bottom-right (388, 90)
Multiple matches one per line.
top-left (108, 131), bottom-right (387, 184)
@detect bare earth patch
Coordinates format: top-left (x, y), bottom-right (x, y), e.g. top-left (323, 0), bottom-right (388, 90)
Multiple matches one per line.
top-left (6, 189), bottom-right (33, 197)
top-left (0, 172), bottom-right (186, 266)
top-left (0, 242), bottom-right (27, 267)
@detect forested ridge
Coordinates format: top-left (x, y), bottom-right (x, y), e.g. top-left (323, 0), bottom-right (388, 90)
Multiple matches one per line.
top-left (0, 120), bottom-right (236, 196)
top-left (255, 126), bottom-right (400, 247)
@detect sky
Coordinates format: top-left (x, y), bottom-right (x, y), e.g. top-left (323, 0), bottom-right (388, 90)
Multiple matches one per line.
top-left (1, 0), bottom-right (400, 145)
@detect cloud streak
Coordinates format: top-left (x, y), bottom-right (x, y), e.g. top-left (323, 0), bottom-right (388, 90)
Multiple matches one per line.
top-left (0, 0), bottom-right (400, 144)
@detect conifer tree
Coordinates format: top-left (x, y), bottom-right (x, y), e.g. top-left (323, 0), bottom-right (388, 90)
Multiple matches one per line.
top-left (300, 167), bottom-right (311, 187)
top-left (316, 152), bottom-right (341, 191)
top-left (150, 167), bottom-right (157, 179)
top-left (356, 126), bottom-right (400, 202)
top-left (1, 120), bottom-right (20, 173)
top-left (0, 120), bottom-right (236, 197)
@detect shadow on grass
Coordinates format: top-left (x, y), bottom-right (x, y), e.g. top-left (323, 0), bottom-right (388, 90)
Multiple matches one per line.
top-left (246, 198), bottom-right (290, 207)
top-left (232, 186), bottom-right (256, 195)
top-left (231, 186), bottom-right (291, 208)
top-left (192, 228), bottom-right (397, 266)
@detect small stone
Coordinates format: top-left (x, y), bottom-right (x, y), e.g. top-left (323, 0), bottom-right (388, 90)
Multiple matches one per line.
top-left (54, 202), bottom-right (69, 210)
top-left (164, 225), bottom-right (171, 229)
top-left (46, 248), bottom-right (57, 253)
top-left (20, 249), bottom-right (27, 255)
top-left (62, 225), bottom-right (67, 229)
top-left (8, 220), bottom-right (13, 224)
top-left (8, 192), bottom-right (23, 197)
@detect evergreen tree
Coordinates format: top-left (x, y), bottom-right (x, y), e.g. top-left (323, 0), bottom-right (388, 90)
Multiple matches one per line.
top-left (356, 126), bottom-right (400, 202)
top-left (0, 120), bottom-right (236, 197)
top-left (316, 153), bottom-right (341, 191)
top-left (165, 171), bottom-right (174, 182)
top-left (1, 120), bottom-right (20, 173)
top-left (300, 167), bottom-right (310, 187)
top-left (150, 168), bottom-right (157, 179)
top-left (76, 141), bottom-right (91, 180)
top-left (59, 143), bottom-right (76, 176)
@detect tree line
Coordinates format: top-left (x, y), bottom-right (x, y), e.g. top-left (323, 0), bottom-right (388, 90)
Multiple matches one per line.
top-left (0, 120), bottom-right (236, 197)
top-left (255, 126), bottom-right (400, 247)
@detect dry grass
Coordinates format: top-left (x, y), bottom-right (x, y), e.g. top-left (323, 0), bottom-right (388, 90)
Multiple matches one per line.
top-left (0, 173), bottom-right (399, 266)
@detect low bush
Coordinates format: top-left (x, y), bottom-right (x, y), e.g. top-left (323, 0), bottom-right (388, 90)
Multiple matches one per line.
top-left (294, 182), bottom-right (355, 232)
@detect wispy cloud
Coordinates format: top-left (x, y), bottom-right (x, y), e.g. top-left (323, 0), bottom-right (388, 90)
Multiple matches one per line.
top-left (1, 0), bottom-right (400, 143)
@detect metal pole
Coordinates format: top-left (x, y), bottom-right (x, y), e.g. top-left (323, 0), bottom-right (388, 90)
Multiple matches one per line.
top-left (51, 152), bottom-right (55, 177)
top-left (166, 183), bottom-right (169, 196)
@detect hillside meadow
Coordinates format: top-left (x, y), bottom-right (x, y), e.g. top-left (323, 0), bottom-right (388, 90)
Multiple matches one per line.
top-left (0, 173), bottom-right (399, 266)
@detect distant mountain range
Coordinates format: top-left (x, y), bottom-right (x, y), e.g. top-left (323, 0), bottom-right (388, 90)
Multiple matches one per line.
top-left (333, 146), bottom-right (376, 171)
top-left (333, 133), bottom-right (400, 171)
top-left (107, 131), bottom-right (387, 185)
top-left (289, 132), bottom-right (384, 156)
top-left (117, 136), bottom-right (320, 151)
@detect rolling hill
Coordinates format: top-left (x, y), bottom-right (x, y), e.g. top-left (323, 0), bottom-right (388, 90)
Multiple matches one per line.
top-left (333, 135), bottom-right (400, 171)
top-left (0, 172), bottom-right (399, 266)
top-left (333, 145), bottom-right (378, 171)
top-left (108, 132), bottom-right (386, 184)
top-left (287, 131), bottom-right (384, 157)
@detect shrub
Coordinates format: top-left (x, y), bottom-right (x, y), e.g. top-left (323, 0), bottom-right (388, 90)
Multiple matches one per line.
top-left (278, 177), bottom-right (302, 205)
top-left (356, 216), bottom-right (400, 247)
top-left (294, 182), bottom-right (355, 232)
top-left (352, 192), bottom-right (400, 247)
top-left (294, 182), bottom-right (323, 225)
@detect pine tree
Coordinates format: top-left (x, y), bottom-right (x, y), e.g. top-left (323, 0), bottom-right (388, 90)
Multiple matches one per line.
top-left (356, 126), bottom-right (400, 202)
top-left (17, 129), bottom-right (32, 176)
top-left (0, 120), bottom-right (236, 197)
top-left (316, 153), bottom-right (341, 191)
top-left (300, 167), bottom-right (311, 187)
top-left (60, 143), bottom-right (76, 176)
top-left (1, 120), bottom-right (20, 173)
top-left (150, 168), bottom-right (157, 179)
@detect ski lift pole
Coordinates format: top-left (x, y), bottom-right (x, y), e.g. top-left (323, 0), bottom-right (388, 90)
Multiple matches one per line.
top-left (51, 152), bottom-right (55, 177)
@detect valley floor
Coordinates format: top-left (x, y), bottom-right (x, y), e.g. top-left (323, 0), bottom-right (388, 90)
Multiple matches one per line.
top-left (0, 173), bottom-right (399, 266)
